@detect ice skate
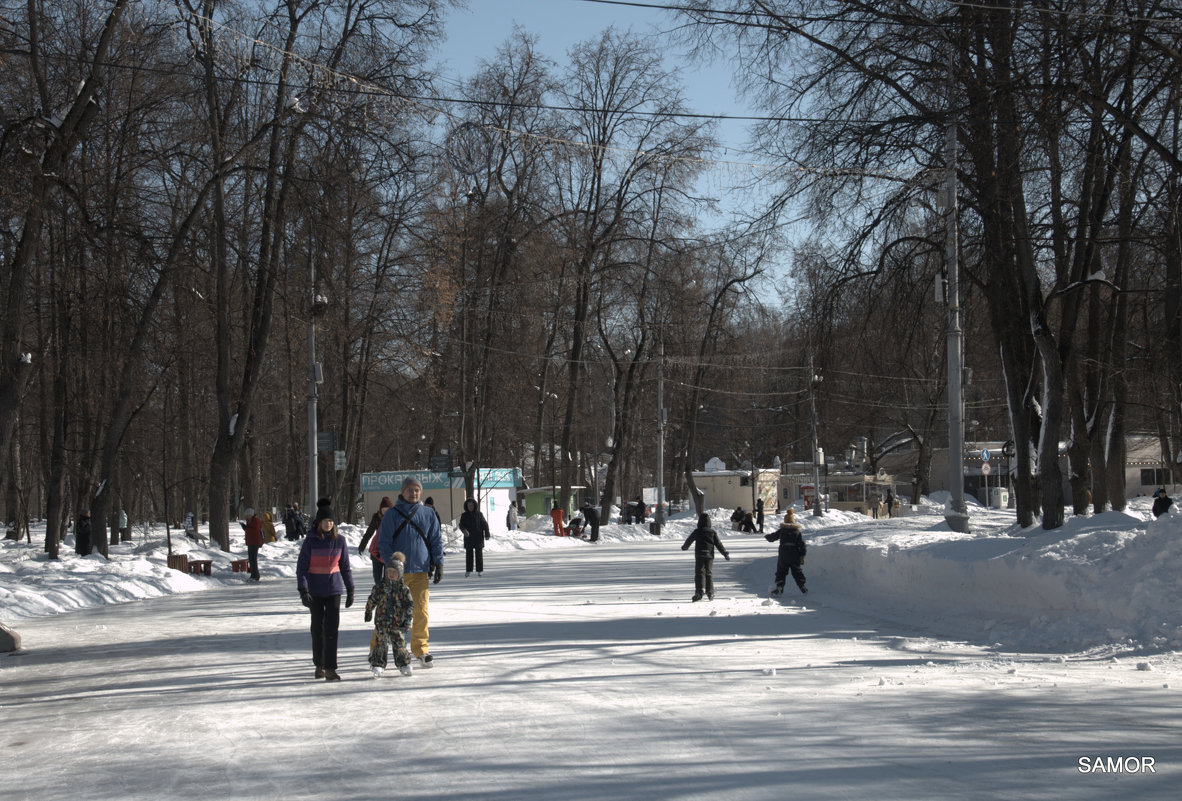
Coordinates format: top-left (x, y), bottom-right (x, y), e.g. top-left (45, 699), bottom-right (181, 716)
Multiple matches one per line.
top-left (399, 663), bottom-right (413, 676)
top-left (371, 666), bottom-right (383, 679)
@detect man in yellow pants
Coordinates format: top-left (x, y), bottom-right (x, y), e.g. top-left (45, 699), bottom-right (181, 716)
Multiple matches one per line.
top-left (377, 477), bottom-right (444, 667)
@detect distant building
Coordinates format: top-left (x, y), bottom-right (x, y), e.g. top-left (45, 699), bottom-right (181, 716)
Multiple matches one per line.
top-left (691, 467), bottom-right (779, 516)
top-left (360, 468), bottom-right (521, 536)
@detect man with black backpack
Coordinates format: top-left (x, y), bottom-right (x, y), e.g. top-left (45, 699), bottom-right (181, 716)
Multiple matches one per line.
top-left (377, 477), bottom-right (445, 668)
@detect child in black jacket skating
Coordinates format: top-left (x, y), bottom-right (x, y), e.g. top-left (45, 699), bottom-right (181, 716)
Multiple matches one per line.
top-left (681, 513), bottom-right (730, 601)
top-left (766, 509), bottom-right (807, 596)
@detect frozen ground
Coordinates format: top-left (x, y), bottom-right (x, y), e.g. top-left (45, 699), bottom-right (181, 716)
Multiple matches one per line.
top-left (2, 498), bottom-right (1180, 799)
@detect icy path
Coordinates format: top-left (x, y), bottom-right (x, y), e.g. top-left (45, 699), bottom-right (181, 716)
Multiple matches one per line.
top-left (3, 537), bottom-right (1179, 800)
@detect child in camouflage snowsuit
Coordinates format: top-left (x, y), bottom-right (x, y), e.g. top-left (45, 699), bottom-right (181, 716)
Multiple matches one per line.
top-left (365, 551), bottom-right (415, 676)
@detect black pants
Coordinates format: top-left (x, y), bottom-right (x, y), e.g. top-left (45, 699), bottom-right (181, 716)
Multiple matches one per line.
top-left (587, 521), bottom-right (600, 542)
top-left (309, 595), bottom-right (341, 670)
top-left (774, 554), bottom-right (806, 591)
top-left (465, 546), bottom-right (484, 574)
top-left (694, 556), bottom-right (715, 597)
top-left (371, 556), bottom-right (384, 586)
top-left (247, 544), bottom-right (260, 580)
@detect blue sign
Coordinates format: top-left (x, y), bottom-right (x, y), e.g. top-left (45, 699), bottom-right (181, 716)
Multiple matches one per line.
top-left (981, 449), bottom-right (991, 462)
top-left (360, 468), bottom-right (520, 492)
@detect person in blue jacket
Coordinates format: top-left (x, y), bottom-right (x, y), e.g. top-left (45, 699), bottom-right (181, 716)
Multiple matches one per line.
top-left (378, 477), bottom-right (444, 668)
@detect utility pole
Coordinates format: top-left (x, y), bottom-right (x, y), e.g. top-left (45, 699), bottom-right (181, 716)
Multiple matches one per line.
top-left (307, 257), bottom-right (326, 512)
top-left (809, 356), bottom-right (823, 517)
top-left (655, 335), bottom-right (666, 534)
top-left (942, 76), bottom-right (969, 534)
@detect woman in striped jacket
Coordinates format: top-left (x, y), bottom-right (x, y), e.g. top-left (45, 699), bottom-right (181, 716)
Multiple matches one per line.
top-left (297, 501), bottom-right (355, 681)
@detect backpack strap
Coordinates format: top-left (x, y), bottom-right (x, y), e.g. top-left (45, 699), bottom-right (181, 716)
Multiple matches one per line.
top-left (391, 505), bottom-right (432, 559)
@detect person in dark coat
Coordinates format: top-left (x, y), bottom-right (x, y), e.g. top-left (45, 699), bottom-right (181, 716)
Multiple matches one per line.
top-left (681, 513), bottom-right (730, 601)
top-left (730, 506), bottom-right (744, 531)
top-left (756, 498), bottom-right (765, 533)
top-left (634, 497), bottom-right (646, 525)
top-left (424, 497), bottom-right (442, 526)
top-left (283, 503), bottom-right (306, 541)
top-left (358, 496), bottom-right (394, 586)
top-left (459, 498), bottom-right (491, 576)
top-left (1152, 488), bottom-right (1174, 518)
top-left (579, 502), bottom-right (601, 543)
top-left (241, 508), bottom-right (263, 580)
top-left (766, 509), bottom-right (807, 596)
top-left (740, 511), bottom-right (757, 533)
top-left (75, 510), bottom-right (93, 556)
top-left (297, 502), bottom-right (355, 681)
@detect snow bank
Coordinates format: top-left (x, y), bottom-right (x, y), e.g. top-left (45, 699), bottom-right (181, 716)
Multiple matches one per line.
top-left (802, 503), bottom-right (1182, 651)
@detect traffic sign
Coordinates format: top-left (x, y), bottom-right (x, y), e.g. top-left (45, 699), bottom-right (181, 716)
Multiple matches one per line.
top-left (981, 463), bottom-right (992, 476)
top-left (981, 448), bottom-right (991, 462)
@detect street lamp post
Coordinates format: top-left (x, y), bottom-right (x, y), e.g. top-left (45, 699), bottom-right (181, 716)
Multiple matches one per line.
top-left (809, 359), bottom-right (824, 517)
top-left (655, 336), bottom-right (666, 534)
top-left (307, 258), bottom-right (328, 512)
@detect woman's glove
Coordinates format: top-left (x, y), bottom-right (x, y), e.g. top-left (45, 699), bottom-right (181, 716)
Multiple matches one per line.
top-left (433, 564), bottom-right (443, 584)
top-left (299, 589), bottom-right (312, 608)
top-left (345, 589), bottom-right (355, 608)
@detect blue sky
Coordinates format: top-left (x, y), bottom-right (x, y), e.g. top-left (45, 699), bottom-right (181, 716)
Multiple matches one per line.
top-left (435, 0), bottom-right (754, 151)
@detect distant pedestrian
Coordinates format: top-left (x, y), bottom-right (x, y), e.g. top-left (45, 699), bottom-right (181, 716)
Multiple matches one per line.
top-left (75, 510), bottom-right (92, 556)
top-left (459, 498), bottom-right (491, 576)
top-left (550, 505), bottom-right (567, 537)
top-left (507, 503), bottom-right (519, 531)
top-left (756, 498), bottom-right (765, 533)
top-left (365, 551), bottom-right (414, 678)
top-left (766, 509), bottom-right (807, 597)
top-left (358, 496), bottom-right (394, 586)
top-left (241, 508), bottom-right (263, 580)
top-left (634, 497), bottom-right (647, 525)
top-left (730, 507), bottom-right (744, 531)
top-left (119, 509), bottom-right (130, 541)
top-left (579, 502), bottom-right (601, 543)
top-left (740, 511), bottom-right (757, 533)
top-left (885, 487), bottom-right (895, 518)
top-left (1153, 488), bottom-right (1174, 518)
top-left (297, 501), bottom-right (355, 681)
top-left (283, 503), bottom-right (306, 541)
top-left (681, 513), bottom-right (730, 601)
top-left (424, 497), bottom-right (442, 526)
top-left (261, 511), bottom-right (278, 543)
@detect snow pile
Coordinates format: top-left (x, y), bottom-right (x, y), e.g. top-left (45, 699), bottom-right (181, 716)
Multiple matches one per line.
top-left (802, 501), bottom-right (1182, 651)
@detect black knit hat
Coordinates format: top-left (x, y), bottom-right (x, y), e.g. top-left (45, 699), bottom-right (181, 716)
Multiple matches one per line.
top-left (313, 497), bottom-right (335, 526)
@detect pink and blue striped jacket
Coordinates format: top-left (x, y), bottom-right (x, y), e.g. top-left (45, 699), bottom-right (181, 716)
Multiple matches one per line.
top-left (296, 529), bottom-right (354, 598)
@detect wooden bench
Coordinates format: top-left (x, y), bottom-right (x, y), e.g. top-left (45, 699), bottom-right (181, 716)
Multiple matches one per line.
top-left (230, 559), bottom-right (250, 573)
top-left (168, 553), bottom-right (189, 573)
top-left (187, 559), bottom-right (212, 576)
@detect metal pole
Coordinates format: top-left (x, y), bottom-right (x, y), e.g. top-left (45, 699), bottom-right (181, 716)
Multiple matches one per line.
top-left (944, 107), bottom-right (969, 533)
top-left (308, 258), bottom-right (319, 512)
top-left (655, 336), bottom-right (666, 534)
top-left (809, 356), bottom-right (823, 517)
